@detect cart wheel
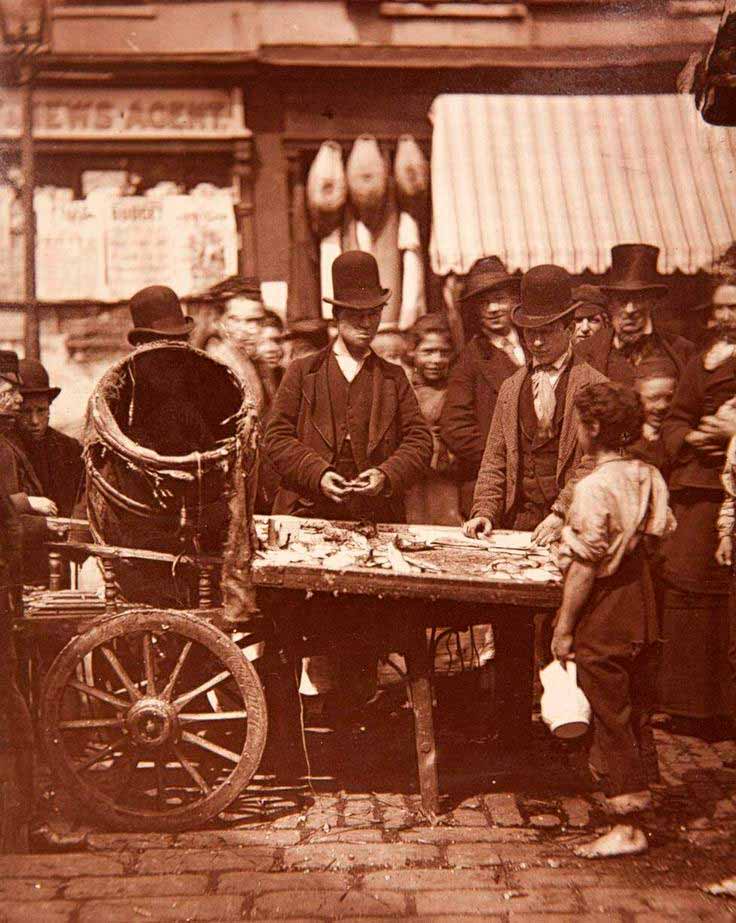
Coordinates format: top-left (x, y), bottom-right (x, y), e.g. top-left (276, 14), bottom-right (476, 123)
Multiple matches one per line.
top-left (40, 609), bottom-right (268, 832)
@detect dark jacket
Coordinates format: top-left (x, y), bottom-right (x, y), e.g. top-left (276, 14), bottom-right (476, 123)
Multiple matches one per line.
top-left (263, 346), bottom-right (433, 521)
top-left (0, 486), bottom-right (22, 597)
top-left (439, 336), bottom-right (520, 513)
top-left (0, 431), bottom-right (51, 583)
top-left (575, 326), bottom-right (694, 384)
top-left (18, 427), bottom-right (84, 519)
top-left (470, 359), bottom-right (608, 523)
top-left (660, 352), bottom-right (736, 492)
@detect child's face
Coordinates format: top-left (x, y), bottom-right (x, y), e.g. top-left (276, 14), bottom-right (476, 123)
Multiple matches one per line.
top-left (413, 332), bottom-right (453, 384)
top-left (577, 419), bottom-right (596, 455)
top-left (256, 324), bottom-right (284, 368)
top-left (372, 332), bottom-right (406, 365)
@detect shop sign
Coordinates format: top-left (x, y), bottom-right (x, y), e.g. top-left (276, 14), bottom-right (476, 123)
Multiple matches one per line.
top-left (0, 88), bottom-right (249, 140)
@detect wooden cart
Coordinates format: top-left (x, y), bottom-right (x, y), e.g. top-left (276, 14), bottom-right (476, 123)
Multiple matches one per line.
top-left (21, 516), bottom-right (562, 830)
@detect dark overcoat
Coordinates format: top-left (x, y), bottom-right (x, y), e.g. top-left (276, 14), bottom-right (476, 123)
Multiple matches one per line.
top-left (263, 346), bottom-right (433, 521)
top-left (439, 336), bottom-right (520, 515)
top-left (18, 427), bottom-right (84, 519)
top-left (574, 326), bottom-right (694, 384)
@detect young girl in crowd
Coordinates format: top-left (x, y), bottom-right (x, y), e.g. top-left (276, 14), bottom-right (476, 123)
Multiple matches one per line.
top-left (403, 315), bottom-right (461, 526)
top-left (552, 381), bottom-right (674, 859)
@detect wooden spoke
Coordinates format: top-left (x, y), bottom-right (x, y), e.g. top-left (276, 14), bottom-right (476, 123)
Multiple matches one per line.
top-left (172, 745), bottom-right (211, 796)
top-left (142, 632), bottom-right (156, 696)
top-left (181, 730), bottom-right (242, 764)
top-left (59, 717), bottom-right (124, 730)
top-left (100, 646), bottom-right (142, 701)
top-left (68, 679), bottom-right (130, 712)
top-left (179, 711), bottom-right (248, 723)
top-left (173, 669), bottom-right (231, 712)
top-left (76, 736), bottom-right (128, 773)
top-left (161, 641), bottom-right (192, 702)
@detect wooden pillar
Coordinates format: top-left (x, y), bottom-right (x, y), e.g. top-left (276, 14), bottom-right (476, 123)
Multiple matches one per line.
top-left (285, 148), bottom-right (304, 241)
top-left (232, 136), bottom-right (257, 278)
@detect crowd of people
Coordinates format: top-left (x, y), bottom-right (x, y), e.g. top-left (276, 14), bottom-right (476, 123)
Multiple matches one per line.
top-left (2, 242), bottom-right (736, 857)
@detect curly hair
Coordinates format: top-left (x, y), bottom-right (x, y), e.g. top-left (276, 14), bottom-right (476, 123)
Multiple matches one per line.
top-left (574, 381), bottom-right (644, 450)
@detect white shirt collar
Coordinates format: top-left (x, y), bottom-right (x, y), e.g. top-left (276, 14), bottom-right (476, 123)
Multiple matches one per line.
top-left (332, 335), bottom-right (370, 383)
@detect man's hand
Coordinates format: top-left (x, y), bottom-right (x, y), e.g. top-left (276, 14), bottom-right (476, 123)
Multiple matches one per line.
top-left (349, 468), bottom-right (387, 497)
top-left (696, 414), bottom-right (736, 443)
top-left (551, 629), bottom-right (575, 663)
top-left (462, 517), bottom-right (493, 540)
top-left (716, 535), bottom-right (733, 568)
top-left (685, 429), bottom-right (723, 451)
top-left (28, 496), bottom-right (58, 516)
top-left (319, 471), bottom-right (350, 504)
top-left (532, 512), bottom-right (563, 546)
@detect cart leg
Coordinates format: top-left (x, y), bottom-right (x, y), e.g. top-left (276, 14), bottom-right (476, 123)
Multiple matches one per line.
top-left (405, 625), bottom-right (440, 821)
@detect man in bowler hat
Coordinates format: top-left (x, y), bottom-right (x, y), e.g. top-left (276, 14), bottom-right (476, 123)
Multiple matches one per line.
top-left (17, 360), bottom-right (84, 521)
top-left (440, 256), bottom-right (525, 517)
top-left (264, 252), bottom-right (432, 718)
top-left (575, 244), bottom-right (693, 383)
top-left (464, 265), bottom-right (606, 545)
top-left (265, 250), bottom-right (432, 523)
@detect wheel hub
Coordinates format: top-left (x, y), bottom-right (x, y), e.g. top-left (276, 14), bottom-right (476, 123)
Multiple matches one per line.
top-left (125, 697), bottom-right (178, 748)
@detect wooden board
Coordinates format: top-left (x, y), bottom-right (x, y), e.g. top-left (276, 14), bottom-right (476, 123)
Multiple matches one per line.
top-left (250, 516), bottom-right (562, 608)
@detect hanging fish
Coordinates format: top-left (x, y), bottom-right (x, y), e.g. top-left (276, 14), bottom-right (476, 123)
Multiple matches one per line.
top-left (306, 141), bottom-right (347, 238)
top-left (394, 134), bottom-right (429, 218)
top-left (346, 135), bottom-right (388, 232)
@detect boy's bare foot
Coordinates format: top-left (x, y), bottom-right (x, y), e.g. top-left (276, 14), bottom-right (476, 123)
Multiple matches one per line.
top-left (574, 824), bottom-right (648, 859)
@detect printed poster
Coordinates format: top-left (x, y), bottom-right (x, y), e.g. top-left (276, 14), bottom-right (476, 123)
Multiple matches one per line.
top-left (164, 194), bottom-right (237, 296)
top-left (36, 200), bottom-right (106, 301)
top-left (105, 198), bottom-right (171, 301)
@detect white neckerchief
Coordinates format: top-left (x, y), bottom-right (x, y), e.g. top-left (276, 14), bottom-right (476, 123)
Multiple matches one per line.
top-left (490, 328), bottom-right (525, 366)
top-left (332, 335), bottom-right (370, 383)
top-left (531, 345), bottom-right (572, 437)
top-left (613, 317), bottom-right (653, 351)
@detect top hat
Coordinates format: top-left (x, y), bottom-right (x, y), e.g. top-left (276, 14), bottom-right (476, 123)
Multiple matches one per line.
top-left (18, 359), bottom-right (61, 401)
top-left (459, 256), bottom-right (519, 304)
top-left (511, 265), bottom-right (576, 329)
top-left (323, 251), bottom-right (390, 311)
top-left (0, 350), bottom-right (20, 386)
top-left (600, 244), bottom-right (668, 295)
top-left (572, 284), bottom-right (607, 320)
top-left (128, 286), bottom-right (193, 346)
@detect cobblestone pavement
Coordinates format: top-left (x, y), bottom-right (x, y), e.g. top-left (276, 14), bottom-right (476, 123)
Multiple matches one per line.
top-left (2, 714), bottom-right (736, 921)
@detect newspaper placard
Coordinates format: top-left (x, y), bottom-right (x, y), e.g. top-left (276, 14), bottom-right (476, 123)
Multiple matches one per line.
top-left (164, 194), bottom-right (238, 296)
top-left (36, 200), bottom-right (106, 302)
top-left (105, 198), bottom-right (172, 300)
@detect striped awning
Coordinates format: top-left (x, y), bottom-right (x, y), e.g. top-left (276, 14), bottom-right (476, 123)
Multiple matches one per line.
top-left (429, 93), bottom-right (736, 277)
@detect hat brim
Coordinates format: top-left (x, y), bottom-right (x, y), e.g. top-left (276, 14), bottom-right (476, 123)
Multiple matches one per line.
top-left (572, 301), bottom-right (607, 320)
top-left (0, 372), bottom-right (20, 386)
top-left (127, 316), bottom-right (194, 345)
top-left (511, 302), bottom-right (576, 329)
top-left (20, 386), bottom-right (61, 402)
top-left (599, 282), bottom-right (668, 295)
top-left (459, 277), bottom-right (520, 304)
top-left (323, 290), bottom-right (390, 311)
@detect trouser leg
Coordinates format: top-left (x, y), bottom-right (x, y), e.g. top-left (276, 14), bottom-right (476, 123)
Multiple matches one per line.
top-left (576, 652), bottom-right (650, 798)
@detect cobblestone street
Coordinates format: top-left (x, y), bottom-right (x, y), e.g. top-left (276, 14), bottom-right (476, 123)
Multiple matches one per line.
top-left (1, 709), bottom-right (736, 921)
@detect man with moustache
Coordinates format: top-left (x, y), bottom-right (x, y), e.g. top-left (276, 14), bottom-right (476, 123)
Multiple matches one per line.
top-left (440, 257), bottom-right (525, 517)
top-left (576, 244), bottom-right (693, 384)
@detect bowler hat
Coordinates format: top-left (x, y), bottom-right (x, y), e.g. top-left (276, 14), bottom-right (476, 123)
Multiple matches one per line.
top-left (128, 285), bottom-right (193, 346)
top-left (18, 359), bottom-right (61, 401)
top-left (511, 265), bottom-right (576, 329)
top-left (459, 256), bottom-right (519, 303)
top-left (0, 350), bottom-right (20, 385)
top-left (323, 251), bottom-right (390, 312)
top-left (600, 244), bottom-right (668, 295)
top-left (572, 284), bottom-right (607, 320)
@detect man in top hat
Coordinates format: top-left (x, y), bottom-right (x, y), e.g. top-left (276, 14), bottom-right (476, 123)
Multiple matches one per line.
top-left (127, 285), bottom-right (194, 347)
top-left (463, 265), bottom-right (607, 546)
top-left (575, 244), bottom-right (693, 383)
top-left (571, 285), bottom-right (608, 344)
top-left (440, 256), bottom-right (525, 517)
top-left (206, 282), bottom-right (268, 414)
top-left (265, 250), bottom-right (432, 523)
top-left (17, 359), bottom-right (84, 521)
